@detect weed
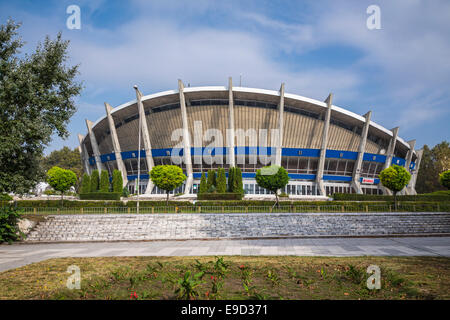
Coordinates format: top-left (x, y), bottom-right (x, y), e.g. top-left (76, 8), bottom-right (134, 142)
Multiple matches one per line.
top-left (345, 265), bottom-right (364, 284)
top-left (266, 269), bottom-right (280, 286)
top-left (174, 271), bottom-right (204, 300)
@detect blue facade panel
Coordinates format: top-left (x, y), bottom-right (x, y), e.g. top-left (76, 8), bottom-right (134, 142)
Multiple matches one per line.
top-left (282, 148), bottom-right (320, 157)
top-left (323, 175), bottom-right (352, 182)
top-left (325, 150), bottom-right (358, 160)
top-left (392, 157), bottom-right (406, 166)
top-left (363, 153), bottom-right (386, 163)
top-left (100, 153), bottom-right (116, 163)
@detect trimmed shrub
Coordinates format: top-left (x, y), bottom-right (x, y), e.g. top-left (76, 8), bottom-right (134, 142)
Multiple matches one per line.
top-left (99, 170), bottom-right (110, 192)
top-left (333, 193), bottom-right (450, 202)
top-left (112, 170), bottom-right (123, 193)
top-left (0, 206), bottom-right (24, 243)
top-left (197, 193), bottom-right (243, 200)
top-left (206, 170), bottom-right (216, 191)
top-left (80, 174), bottom-right (91, 194)
top-left (216, 168), bottom-right (227, 193)
top-left (227, 167), bottom-right (235, 192)
top-left (234, 167), bottom-right (244, 194)
top-left (122, 187), bottom-right (130, 198)
top-left (199, 172), bottom-right (207, 194)
top-left (79, 192), bottom-right (121, 200)
top-left (90, 170), bottom-right (100, 192)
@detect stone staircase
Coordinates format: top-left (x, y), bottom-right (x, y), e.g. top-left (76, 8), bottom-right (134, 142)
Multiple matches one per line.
top-left (25, 212), bottom-right (450, 242)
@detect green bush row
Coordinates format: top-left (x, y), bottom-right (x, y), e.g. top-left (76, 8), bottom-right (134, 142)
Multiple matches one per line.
top-left (332, 193), bottom-right (450, 202)
top-left (197, 193), bottom-right (243, 200)
top-left (79, 193), bottom-right (121, 200)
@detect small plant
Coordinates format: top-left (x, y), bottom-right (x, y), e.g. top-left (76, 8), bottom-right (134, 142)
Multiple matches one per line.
top-left (213, 256), bottom-right (229, 278)
top-left (266, 269), bottom-right (280, 286)
top-left (239, 264), bottom-right (254, 295)
top-left (209, 275), bottom-right (224, 299)
top-left (345, 265), bottom-right (364, 284)
top-left (129, 291), bottom-right (138, 300)
top-left (175, 271), bottom-right (204, 300)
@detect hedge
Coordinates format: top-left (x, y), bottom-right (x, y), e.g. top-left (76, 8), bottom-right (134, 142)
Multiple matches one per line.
top-left (333, 193), bottom-right (450, 202)
top-left (79, 193), bottom-right (121, 200)
top-left (197, 193), bottom-right (243, 200)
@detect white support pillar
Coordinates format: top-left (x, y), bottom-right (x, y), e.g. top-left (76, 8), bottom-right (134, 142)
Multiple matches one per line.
top-left (134, 86), bottom-right (155, 194)
top-left (315, 93), bottom-right (332, 196)
top-left (105, 102), bottom-right (128, 187)
top-left (352, 111), bottom-right (372, 194)
top-left (383, 127), bottom-right (399, 170)
top-left (275, 83), bottom-right (285, 166)
top-left (85, 119), bottom-right (104, 173)
top-left (77, 134), bottom-right (91, 175)
top-left (227, 77), bottom-right (235, 167)
top-left (179, 79), bottom-right (193, 195)
top-left (403, 139), bottom-right (416, 195)
top-left (408, 148), bottom-right (423, 195)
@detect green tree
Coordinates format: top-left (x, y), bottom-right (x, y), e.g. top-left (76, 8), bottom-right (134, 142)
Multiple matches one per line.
top-left (227, 167), bottom-right (235, 192)
top-left (41, 147), bottom-right (83, 181)
top-left (206, 169), bottom-right (216, 193)
top-left (255, 165), bottom-right (289, 207)
top-left (80, 173), bottom-right (91, 194)
top-left (99, 170), bottom-right (110, 192)
top-left (416, 141), bottom-right (450, 193)
top-left (0, 20), bottom-right (82, 194)
top-left (216, 168), bottom-right (227, 193)
top-left (150, 165), bottom-right (187, 205)
top-left (46, 166), bottom-right (77, 204)
top-left (440, 170), bottom-right (450, 190)
top-left (379, 164), bottom-right (411, 210)
top-left (199, 172), bottom-right (207, 194)
top-left (234, 167), bottom-right (244, 194)
top-left (90, 170), bottom-right (100, 192)
top-left (112, 170), bottom-right (123, 193)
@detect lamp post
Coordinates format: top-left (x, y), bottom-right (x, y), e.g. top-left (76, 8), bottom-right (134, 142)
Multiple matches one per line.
top-left (134, 85), bottom-right (142, 214)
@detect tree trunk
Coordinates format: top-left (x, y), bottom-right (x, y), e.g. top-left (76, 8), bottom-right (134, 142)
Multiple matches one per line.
top-left (166, 191), bottom-right (169, 206)
top-left (61, 192), bottom-right (64, 207)
top-left (394, 191), bottom-right (397, 211)
top-left (275, 190), bottom-right (279, 208)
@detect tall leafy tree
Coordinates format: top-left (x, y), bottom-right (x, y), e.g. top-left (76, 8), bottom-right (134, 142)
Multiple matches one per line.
top-left (216, 168), bottom-right (227, 193)
top-left (90, 170), bottom-right (100, 192)
top-left (255, 165), bottom-right (289, 207)
top-left (150, 165), bottom-right (186, 205)
top-left (0, 20), bottom-right (82, 194)
top-left (112, 170), bottom-right (123, 193)
top-left (99, 170), bottom-right (110, 192)
top-left (227, 167), bottom-right (235, 192)
top-left (80, 173), bottom-right (91, 194)
top-left (206, 169), bottom-right (216, 192)
top-left (41, 147), bottom-right (83, 180)
top-left (198, 172), bottom-right (207, 194)
top-left (440, 170), bottom-right (450, 190)
top-left (46, 166), bottom-right (77, 205)
top-left (416, 141), bottom-right (450, 193)
top-left (379, 165), bottom-right (411, 210)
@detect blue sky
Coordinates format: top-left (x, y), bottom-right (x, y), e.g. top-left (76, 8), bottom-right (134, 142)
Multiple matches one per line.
top-left (1, 0), bottom-right (449, 154)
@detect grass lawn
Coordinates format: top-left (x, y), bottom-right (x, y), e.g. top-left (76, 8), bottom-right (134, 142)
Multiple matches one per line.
top-left (0, 256), bottom-right (448, 300)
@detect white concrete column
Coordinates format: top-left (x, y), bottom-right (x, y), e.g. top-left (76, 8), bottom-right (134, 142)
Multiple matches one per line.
top-left (179, 79), bottom-right (193, 195)
top-left (77, 134), bottom-right (91, 175)
top-left (315, 93), bottom-right (332, 196)
top-left (105, 102), bottom-right (128, 187)
top-left (227, 77), bottom-right (235, 167)
top-left (351, 111), bottom-right (372, 194)
top-left (403, 139), bottom-right (416, 195)
top-left (134, 86), bottom-right (155, 194)
top-left (383, 127), bottom-right (399, 170)
top-left (408, 148), bottom-right (423, 195)
top-left (85, 119), bottom-right (104, 173)
top-left (275, 83), bottom-right (285, 166)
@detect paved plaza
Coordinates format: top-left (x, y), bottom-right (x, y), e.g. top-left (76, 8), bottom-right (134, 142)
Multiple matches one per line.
top-left (25, 212), bottom-right (450, 242)
top-left (1, 237), bottom-right (449, 272)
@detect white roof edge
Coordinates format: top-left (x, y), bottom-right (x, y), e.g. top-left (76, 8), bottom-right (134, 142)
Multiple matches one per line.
top-left (82, 86), bottom-right (413, 154)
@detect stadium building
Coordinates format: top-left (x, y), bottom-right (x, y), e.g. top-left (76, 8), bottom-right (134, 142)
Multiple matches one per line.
top-left (78, 78), bottom-right (422, 198)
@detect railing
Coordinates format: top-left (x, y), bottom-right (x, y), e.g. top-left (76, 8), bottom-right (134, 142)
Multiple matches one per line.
top-left (16, 203), bottom-right (449, 215)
